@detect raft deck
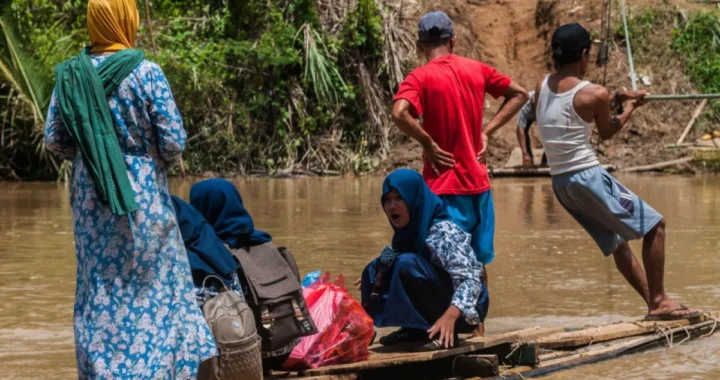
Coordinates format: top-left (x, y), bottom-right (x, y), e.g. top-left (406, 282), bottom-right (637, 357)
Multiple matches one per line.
top-left (278, 312), bottom-right (719, 380)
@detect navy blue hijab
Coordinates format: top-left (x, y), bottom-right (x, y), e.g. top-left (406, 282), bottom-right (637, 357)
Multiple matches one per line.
top-left (171, 196), bottom-right (239, 286)
top-left (382, 169), bottom-right (450, 257)
top-left (190, 179), bottom-right (272, 248)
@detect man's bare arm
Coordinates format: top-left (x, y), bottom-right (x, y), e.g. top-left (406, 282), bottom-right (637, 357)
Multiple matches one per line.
top-left (484, 81), bottom-right (530, 137)
top-left (392, 99), bottom-right (455, 171)
top-left (590, 87), bottom-right (647, 140)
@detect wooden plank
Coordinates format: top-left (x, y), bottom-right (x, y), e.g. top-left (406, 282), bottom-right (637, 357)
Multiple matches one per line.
top-left (484, 314), bottom-right (720, 380)
top-left (536, 315), bottom-right (705, 349)
top-left (276, 375), bottom-right (359, 380)
top-left (621, 157), bottom-right (693, 173)
top-left (677, 99), bottom-right (707, 145)
top-left (451, 355), bottom-right (499, 378)
top-left (298, 327), bottom-right (563, 376)
top-left (492, 165), bottom-right (616, 177)
top-left (538, 318), bottom-right (715, 368)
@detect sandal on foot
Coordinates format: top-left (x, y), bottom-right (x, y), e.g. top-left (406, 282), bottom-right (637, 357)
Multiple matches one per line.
top-left (645, 305), bottom-right (702, 321)
top-left (379, 328), bottom-right (427, 346)
top-left (413, 335), bottom-right (459, 352)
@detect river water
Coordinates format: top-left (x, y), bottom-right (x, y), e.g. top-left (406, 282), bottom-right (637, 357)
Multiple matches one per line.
top-left (1, 175), bottom-right (719, 379)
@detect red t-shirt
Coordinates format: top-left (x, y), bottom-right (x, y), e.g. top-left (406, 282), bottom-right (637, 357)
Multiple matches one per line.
top-left (394, 54), bottom-right (511, 195)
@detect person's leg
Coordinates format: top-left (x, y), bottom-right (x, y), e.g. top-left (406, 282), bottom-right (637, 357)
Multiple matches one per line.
top-left (442, 193), bottom-right (495, 265)
top-left (612, 242), bottom-right (650, 305)
top-left (562, 166), bottom-right (699, 318)
top-left (642, 220), bottom-right (697, 317)
top-left (376, 254), bottom-right (453, 345)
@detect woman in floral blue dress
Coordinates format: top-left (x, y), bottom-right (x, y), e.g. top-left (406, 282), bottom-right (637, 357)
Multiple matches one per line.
top-left (44, 0), bottom-right (216, 378)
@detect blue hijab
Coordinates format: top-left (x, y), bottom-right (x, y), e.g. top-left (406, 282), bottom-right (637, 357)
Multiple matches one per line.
top-left (382, 169), bottom-right (450, 257)
top-left (190, 179), bottom-right (273, 248)
top-left (171, 196), bottom-right (239, 286)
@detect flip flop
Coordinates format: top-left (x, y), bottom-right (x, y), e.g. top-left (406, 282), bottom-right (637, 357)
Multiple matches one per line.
top-left (644, 304), bottom-right (702, 321)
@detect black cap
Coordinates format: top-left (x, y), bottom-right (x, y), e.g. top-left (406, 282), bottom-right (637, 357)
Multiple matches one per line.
top-left (418, 11), bottom-right (454, 42)
top-left (551, 23), bottom-right (592, 63)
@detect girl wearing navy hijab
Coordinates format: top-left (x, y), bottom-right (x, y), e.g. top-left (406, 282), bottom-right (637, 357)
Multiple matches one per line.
top-left (361, 169), bottom-right (488, 350)
top-left (171, 196), bottom-right (244, 305)
top-left (189, 178), bottom-right (272, 249)
top-left (189, 178), bottom-right (298, 370)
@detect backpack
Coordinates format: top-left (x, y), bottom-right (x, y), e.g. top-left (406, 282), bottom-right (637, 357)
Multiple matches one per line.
top-left (230, 243), bottom-right (318, 353)
top-left (198, 275), bottom-right (263, 380)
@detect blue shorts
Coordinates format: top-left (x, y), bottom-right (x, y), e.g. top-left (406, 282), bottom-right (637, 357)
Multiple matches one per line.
top-left (552, 165), bottom-right (664, 256)
top-left (440, 191), bottom-right (495, 265)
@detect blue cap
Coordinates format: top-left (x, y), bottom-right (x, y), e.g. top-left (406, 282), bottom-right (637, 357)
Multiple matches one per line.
top-left (418, 11), bottom-right (454, 42)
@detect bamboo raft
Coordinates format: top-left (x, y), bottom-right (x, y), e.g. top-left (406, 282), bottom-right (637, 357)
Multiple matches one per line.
top-left (277, 312), bottom-right (720, 380)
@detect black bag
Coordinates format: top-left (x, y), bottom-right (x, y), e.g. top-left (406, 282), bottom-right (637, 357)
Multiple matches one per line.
top-left (230, 243), bottom-right (317, 352)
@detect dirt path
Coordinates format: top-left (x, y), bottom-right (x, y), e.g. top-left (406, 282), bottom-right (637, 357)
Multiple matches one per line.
top-left (385, 0), bottom-right (708, 172)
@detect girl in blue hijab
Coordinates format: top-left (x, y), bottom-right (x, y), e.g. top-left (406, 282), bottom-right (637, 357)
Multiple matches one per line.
top-left (361, 169), bottom-right (489, 351)
top-left (189, 178), bottom-right (272, 248)
top-left (189, 178), bottom-right (300, 370)
top-left (172, 196), bottom-right (239, 286)
top-left (171, 196), bottom-right (245, 308)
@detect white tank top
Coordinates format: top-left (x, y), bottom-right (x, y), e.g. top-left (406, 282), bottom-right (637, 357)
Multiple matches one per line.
top-left (536, 76), bottom-right (600, 175)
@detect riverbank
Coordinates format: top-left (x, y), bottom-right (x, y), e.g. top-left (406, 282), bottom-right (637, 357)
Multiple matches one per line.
top-left (2, 0), bottom-right (719, 180)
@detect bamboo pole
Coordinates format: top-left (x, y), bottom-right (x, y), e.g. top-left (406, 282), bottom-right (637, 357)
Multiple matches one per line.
top-left (144, 0), bottom-right (158, 54)
top-left (621, 157), bottom-right (693, 173)
top-left (677, 99), bottom-right (707, 145)
top-left (619, 0), bottom-right (638, 90)
top-left (645, 94), bottom-right (720, 101)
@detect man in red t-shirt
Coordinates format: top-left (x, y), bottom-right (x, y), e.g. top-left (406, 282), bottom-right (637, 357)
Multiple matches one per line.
top-left (392, 11), bottom-right (528, 268)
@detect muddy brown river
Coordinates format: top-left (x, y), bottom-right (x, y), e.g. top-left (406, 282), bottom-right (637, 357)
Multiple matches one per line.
top-left (1, 175), bottom-right (719, 379)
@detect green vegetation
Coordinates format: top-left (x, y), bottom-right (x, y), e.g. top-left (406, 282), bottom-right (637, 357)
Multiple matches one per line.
top-left (672, 11), bottom-right (720, 125)
top-left (619, 6), bottom-right (720, 134)
top-left (0, 0), bottom-right (416, 179)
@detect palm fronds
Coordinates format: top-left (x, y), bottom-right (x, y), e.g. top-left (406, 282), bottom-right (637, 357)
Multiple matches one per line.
top-left (297, 23), bottom-right (346, 104)
top-left (0, 2), bottom-right (53, 124)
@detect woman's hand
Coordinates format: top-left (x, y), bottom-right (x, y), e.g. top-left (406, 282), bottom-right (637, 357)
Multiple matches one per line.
top-left (354, 276), bottom-right (362, 290)
top-left (427, 306), bottom-right (462, 348)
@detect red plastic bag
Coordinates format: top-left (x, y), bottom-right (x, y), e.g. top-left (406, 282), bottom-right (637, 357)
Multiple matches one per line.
top-left (285, 272), bottom-right (374, 370)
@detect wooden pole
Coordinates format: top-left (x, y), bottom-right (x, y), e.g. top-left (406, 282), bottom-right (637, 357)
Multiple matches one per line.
top-left (144, 0), bottom-right (158, 54)
top-left (677, 99), bottom-right (707, 145)
top-left (621, 157), bottom-right (693, 173)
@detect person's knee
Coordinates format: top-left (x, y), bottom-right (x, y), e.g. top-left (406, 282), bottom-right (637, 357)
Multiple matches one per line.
top-left (395, 254), bottom-right (422, 273)
top-left (654, 218), bottom-right (666, 233)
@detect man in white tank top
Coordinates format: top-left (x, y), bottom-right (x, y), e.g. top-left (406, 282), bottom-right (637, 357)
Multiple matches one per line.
top-left (534, 23), bottom-right (699, 320)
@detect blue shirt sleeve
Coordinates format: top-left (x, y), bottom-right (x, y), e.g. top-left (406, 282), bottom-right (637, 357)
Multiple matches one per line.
top-left (145, 63), bottom-right (186, 163)
top-left (44, 91), bottom-right (77, 161)
top-left (425, 220), bottom-right (485, 326)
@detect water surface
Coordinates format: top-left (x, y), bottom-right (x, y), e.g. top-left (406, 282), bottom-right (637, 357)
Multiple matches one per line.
top-left (1, 175), bottom-right (719, 379)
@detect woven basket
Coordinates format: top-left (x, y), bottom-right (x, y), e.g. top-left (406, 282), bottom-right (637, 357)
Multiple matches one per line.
top-left (199, 335), bottom-right (263, 380)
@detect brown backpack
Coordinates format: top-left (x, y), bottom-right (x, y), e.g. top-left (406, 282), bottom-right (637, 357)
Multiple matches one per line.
top-left (230, 243), bottom-right (318, 352)
top-left (198, 275), bottom-right (263, 380)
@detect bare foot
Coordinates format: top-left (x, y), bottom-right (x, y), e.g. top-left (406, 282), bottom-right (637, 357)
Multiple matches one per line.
top-left (646, 298), bottom-right (701, 320)
top-left (472, 323), bottom-right (485, 337)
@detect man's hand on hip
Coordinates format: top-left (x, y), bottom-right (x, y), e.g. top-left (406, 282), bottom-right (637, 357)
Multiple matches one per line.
top-left (424, 142), bottom-right (454, 176)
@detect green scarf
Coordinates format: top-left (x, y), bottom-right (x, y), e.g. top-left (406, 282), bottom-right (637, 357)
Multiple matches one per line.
top-left (54, 47), bottom-right (144, 216)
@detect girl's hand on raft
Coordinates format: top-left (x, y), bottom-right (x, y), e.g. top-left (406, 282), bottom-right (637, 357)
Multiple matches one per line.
top-left (428, 306), bottom-right (462, 348)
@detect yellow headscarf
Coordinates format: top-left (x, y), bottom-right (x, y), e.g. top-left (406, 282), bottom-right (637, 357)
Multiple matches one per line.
top-left (87, 0), bottom-right (139, 53)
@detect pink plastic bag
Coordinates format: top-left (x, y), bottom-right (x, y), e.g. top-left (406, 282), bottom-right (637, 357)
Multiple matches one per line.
top-left (285, 272), bottom-right (374, 369)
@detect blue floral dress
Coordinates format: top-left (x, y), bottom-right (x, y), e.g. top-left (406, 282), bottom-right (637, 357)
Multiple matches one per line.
top-left (45, 55), bottom-right (217, 379)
